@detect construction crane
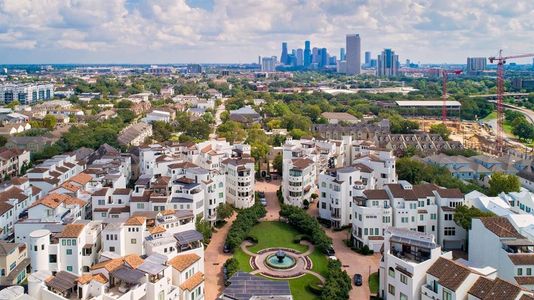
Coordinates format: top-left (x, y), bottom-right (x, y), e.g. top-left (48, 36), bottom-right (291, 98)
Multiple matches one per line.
top-left (488, 50), bottom-right (534, 152)
top-left (400, 68), bottom-right (462, 122)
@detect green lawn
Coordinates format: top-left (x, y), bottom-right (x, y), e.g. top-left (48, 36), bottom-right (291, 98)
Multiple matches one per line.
top-left (369, 272), bottom-right (379, 294)
top-left (232, 221), bottom-right (329, 300)
top-left (233, 248), bottom-right (254, 272)
top-left (309, 249), bottom-right (329, 276)
top-left (248, 221), bottom-right (309, 253)
top-left (481, 111), bottom-right (497, 121)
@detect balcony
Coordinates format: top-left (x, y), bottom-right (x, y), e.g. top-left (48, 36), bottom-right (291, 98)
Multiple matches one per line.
top-left (421, 284), bottom-right (439, 300)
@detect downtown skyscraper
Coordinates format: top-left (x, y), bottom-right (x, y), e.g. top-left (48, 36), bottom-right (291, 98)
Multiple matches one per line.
top-left (281, 42), bottom-right (289, 65)
top-left (377, 48), bottom-right (399, 77)
top-left (346, 34), bottom-right (361, 75)
top-left (304, 41), bottom-right (311, 67)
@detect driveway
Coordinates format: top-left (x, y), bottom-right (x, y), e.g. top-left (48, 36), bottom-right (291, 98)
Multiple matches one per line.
top-left (307, 198), bottom-right (381, 299)
top-left (204, 212), bottom-right (236, 300)
top-left (255, 179), bottom-right (282, 221)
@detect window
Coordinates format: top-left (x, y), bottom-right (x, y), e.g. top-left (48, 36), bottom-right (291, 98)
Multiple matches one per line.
top-left (109, 247), bottom-right (115, 252)
top-left (364, 228), bottom-right (368, 236)
top-left (444, 214), bottom-right (452, 221)
top-left (62, 240), bottom-right (66, 246)
top-left (72, 239), bottom-right (76, 246)
top-left (528, 268), bottom-right (532, 276)
top-left (388, 267), bottom-right (395, 278)
top-left (9, 262), bottom-right (16, 271)
top-left (131, 239), bottom-right (137, 244)
top-left (444, 227), bottom-right (456, 236)
top-left (321, 202), bottom-right (326, 209)
top-left (67, 266), bottom-right (73, 272)
top-left (443, 290), bottom-right (452, 300)
top-left (101, 212), bottom-right (107, 217)
top-left (400, 274), bottom-right (407, 284)
top-left (66, 249), bottom-right (72, 255)
top-left (418, 200), bottom-right (424, 207)
top-left (518, 268), bottom-right (523, 276)
top-left (388, 284), bottom-right (395, 295)
top-left (400, 293), bottom-right (408, 300)
top-left (98, 200), bottom-right (105, 206)
top-left (419, 215), bottom-right (424, 221)
top-left (430, 213), bottom-right (437, 220)
top-left (137, 203), bottom-right (144, 209)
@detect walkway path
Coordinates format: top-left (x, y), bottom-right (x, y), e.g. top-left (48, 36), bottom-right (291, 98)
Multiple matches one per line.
top-left (204, 212), bottom-right (236, 300)
top-left (255, 179), bottom-right (281, 221)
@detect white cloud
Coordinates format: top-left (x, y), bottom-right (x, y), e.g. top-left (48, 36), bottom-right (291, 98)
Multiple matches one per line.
top-left (0, 0), bottom-right (533, 63)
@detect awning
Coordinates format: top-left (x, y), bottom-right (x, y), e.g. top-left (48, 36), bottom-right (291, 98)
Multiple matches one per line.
top-left (111, 266), bottom-right (145, 284)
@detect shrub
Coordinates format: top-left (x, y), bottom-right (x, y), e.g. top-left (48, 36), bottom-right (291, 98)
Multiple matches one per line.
top-left (223, 258), bottom-right (239, 282)
top-left (279, 204), bottom-right (332, 253)
top-left (320, 259), bottom-right (352, 300)
top-left (353, 245), bottom-right (374, 255)
top-left (307, 282), bottom-right (323, 295)
top-left (225, 202), bottom-right (267, 251)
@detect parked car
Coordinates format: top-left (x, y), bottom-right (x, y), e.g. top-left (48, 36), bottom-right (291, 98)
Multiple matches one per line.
top-left (260, 199), bottom-right (267, 206)
top-left (258, 191), bottom-right (265, 198)
top-left (223, 243), bottom-right (231, 253)
top-left (353, 274), bottom-right (363, 286)
top-left (324, 245), bottom-right (335, 256)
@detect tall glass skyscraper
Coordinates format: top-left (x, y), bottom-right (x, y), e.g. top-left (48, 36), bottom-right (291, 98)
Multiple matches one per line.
top-left (365, 51), bottom-right (371, 66)
top-left (377, 48), bottom-right (399, 77)
top-left (281, 42), bottom-right (289, 65)
top-left (304, 41), bottom-right (311, 67)
top-left (340, 48), bottom-right (346, 61)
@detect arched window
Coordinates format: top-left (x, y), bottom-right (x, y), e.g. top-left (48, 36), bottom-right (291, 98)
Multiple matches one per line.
top-left (389, 267), bottom-right (395, 278)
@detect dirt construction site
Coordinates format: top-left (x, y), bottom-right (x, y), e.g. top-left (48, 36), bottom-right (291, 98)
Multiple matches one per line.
top-left (411, 118), bottom-right (534, 157)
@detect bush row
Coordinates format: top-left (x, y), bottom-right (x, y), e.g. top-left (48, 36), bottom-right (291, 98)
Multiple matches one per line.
top-left (320, 259), bottom-right (352, 300)
top-left (225, 202), bottom-right (267, 251)
top-left (279, 204), bottom-right (332, 253)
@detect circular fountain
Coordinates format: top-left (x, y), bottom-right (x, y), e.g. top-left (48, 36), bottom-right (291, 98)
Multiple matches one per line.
top-left (265, 250), bottom-right (297, 270)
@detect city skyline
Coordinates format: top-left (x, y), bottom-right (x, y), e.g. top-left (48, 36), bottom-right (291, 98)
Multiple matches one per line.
top-left (0, 0), bottom-right (533, 64)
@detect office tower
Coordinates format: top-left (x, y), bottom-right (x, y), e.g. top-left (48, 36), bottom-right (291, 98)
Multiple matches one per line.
top-left (377, 49), bottom-right (399, 77)
top-left (364, 51), bottom-right (371, 66)
top-left (466, 57), bottom-right (487, 73)
top-left (261, 56), bottom-right (277, 72)
top-left (346, 34), bottom-right (361, 75)
top-left (281, 42), bottom-right (289, 65)
top-left (304, 41), bottom-right (311, 67)
top-left (296, 49), bottom-right (304, 66)
top-left (318, 48), bottom-right (328, 67)
top-left (312, 47), bottom-right (319, 64)
top-left (288, 54), bottom-right (297, 66)
top-left (406, 59), bottom-right (411, 66)
top-left (370, 59), bottom-right (377, 68)
top-left (340, 48), bottom-right (346, 61)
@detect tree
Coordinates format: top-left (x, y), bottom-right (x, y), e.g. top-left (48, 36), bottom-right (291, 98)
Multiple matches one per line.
top-left (217, 121), bottom-right (246, 144)
top-left (195, 216), bottom-right (212, 244)
top-left (429, 123), bottom-right (451, 140)
top-left (42, 114), bottom-right (57, 130)
top-left (273, 154), bottom-right (283, 175)
top-left (454, 204), bottom-right (494, 230)
top-left (6, 100), bottom-right (20, 109)
top-left (0, 136), bottom-right (7, 147)
top-left (512, 119), bottom-right (534, 141)
top-left (488, 172), bottom-right (520, 196)
top-left (216, 203), bottom-right (234, 220)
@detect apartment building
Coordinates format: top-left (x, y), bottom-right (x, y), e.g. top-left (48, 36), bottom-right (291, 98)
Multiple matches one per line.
top-left (0, 148), bottom-right (30, 180)
top-left (28, 220), bottom-right (102, 275)
top-left (470, 217), bottom-right (534, 290)
top-left (0, 241), bottom-right (30, 285)
top-left (0, 82), bottom-right (54, 105)
top-left (379, 228), bottom-right (448, 300)
top-left (0, 177), bottom-right (42, 239)
top-left (222, 155), bottom-right (255, 209)
top-left (283, 158), bottom-right (316, 207)
top-left (15, 193), bottom-right (89, 243)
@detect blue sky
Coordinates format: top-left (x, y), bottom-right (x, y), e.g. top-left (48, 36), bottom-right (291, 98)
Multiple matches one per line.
top-left (0, 0), bottom-right (533, 64)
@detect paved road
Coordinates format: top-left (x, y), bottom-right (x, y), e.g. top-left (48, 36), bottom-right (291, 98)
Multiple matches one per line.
top-left (204, 212), bottom-right (236, 300)
top-left (255, 179), bottom-right (282, 221)
top-left (307, 202), bottom-right (381, 299)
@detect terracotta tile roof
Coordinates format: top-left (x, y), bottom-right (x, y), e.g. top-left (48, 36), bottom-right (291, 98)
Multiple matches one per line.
top-left (57, 224), bottom-right (85, 238)
top-left (520, 294), bottom-right (534, 300)
top-left (179, 272), bottom-right (204, 291)
top-left (0, 186), bottom-right (27, 203)
top-left (427, 257), bottom-right (472, 291)
top-left (92, 188), bottom-right (109, 197)
top-left (77, 273), bottom-right (108, 285)
top-left (353, 163), bottom-right (374, 173)
top-left (509, 254), bottom-right (534, 265)
top-left (149, 226), bottom-right (166, 234)
top-left (10, 177), bottom-right (28, 185)
top-left (469, 277), bottom-right (522, 300)
top-left (70, 173), bottom-right (92, 185)
top-left (363, 189), bottom-right (388, 200)
top-left (168, 162), bottom-right (198, 169)
top-left (113, 188), bottom-right (131, 195)
top-left (30, 193), bottom-right (86, 209)
top-left (480, 217), bottom-right (524, 239)
top-left (130, 190), bottom-right (151, 202)
top-left (161, 209), bottom-right (175, 216)
top-left (31, 186), bottom-right (41, 196)
top-left (435, 188), bottom-right (464, 198)
top-left (0, 202), bottom-right (13, 215)
top-left (515, 277), bottom-right (534, 285)
top-left (60, 182), bottom-right (81, 192)
top-left (169, 253), bottom-right (201, 272)
top-left (90, 254), bottom-right (144, 272)
top-left (412, 183), bottom-right (440, 198)
top-left (125, 216), bottom-right (146, 226)
top-left (291, 158), bottom-right (314, 170)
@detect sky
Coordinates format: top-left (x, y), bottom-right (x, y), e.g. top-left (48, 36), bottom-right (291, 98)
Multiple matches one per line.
top-left (0, 0), bottom-right (533, 64)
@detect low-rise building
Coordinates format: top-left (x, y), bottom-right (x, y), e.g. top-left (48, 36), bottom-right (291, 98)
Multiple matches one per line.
top-left (118, 122), bottom-right (153, 147)
top-left (0, 241), bottom-right (30, 285)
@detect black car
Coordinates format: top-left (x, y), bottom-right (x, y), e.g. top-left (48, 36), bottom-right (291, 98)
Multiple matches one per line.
top-left (324, 245), bottom-right (335, 256)
top-left (353, 274), bottom-right (363, 286)
top-left (258, 191), bottom-right (265, 198)
top-left (223, 243), bottom-right (231, 253)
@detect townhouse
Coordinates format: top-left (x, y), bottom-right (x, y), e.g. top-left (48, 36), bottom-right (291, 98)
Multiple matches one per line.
top-left (28, 220), bottom-right (102, 275)
top-left (221, 155), bottom-right (255, 209)
top-left (27, 154), bottom-right (84, 194)
top-left (470, 216), bottom-right (534, 290)
top-left (0, 148), bottom-right (30, 180)
top-left (0, 177), bottom-right (42, 239)
top-left (0, 241), bottom-right (30, 285)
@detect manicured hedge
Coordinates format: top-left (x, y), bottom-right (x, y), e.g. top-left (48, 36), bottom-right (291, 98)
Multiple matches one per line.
top-left (279, 204), bottom-right (332, 253)
top-left (225, 202), bottom-right (267, 251)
